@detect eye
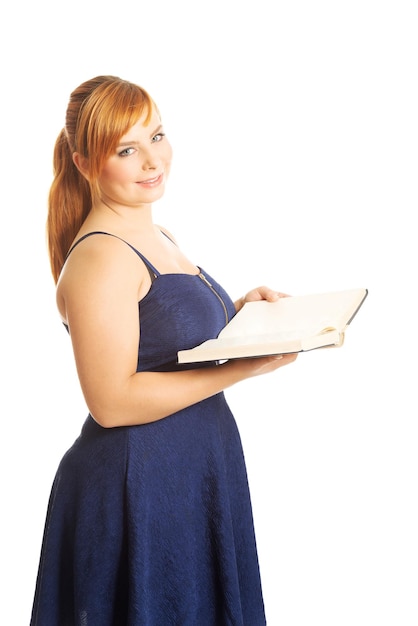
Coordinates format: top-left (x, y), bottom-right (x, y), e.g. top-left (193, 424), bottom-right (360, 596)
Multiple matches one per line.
top-left (118, 147), bottom-right (135, 157)
top-left (152, 133), bottom-right (165, 143)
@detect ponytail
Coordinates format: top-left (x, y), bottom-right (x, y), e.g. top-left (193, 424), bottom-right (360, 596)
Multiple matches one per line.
top-left (47, 129), bottom-right (91, 283)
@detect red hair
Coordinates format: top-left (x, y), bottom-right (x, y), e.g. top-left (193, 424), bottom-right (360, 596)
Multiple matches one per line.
top-left (47, 75), bottom-right (155, 283)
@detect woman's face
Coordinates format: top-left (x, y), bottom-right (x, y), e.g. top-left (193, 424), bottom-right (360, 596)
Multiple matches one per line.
top-left (97, 108), bottom-right (172, 209)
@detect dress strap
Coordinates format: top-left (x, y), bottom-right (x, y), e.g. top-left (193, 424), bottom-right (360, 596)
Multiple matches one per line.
top-left (66, 231), bottom-right (160, 281)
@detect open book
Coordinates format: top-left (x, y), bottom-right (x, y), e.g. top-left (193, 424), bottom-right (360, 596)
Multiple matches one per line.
top-left (177, 288), bottom-right (368, 364)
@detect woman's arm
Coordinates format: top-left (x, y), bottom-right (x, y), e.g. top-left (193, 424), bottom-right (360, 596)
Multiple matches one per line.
top-left (58, 237), bottom-right (297, 428)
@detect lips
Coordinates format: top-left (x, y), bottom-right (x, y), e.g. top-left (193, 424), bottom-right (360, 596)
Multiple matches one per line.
top-left (138, 173), bottom-right (163, 186)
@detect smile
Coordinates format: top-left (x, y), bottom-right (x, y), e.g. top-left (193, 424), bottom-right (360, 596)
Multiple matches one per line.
top-left (138, 173), bottom-right (163, 187)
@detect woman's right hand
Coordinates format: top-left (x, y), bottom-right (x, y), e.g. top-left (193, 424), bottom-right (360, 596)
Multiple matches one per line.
top-left (221, 352), bottom-right (298, 380)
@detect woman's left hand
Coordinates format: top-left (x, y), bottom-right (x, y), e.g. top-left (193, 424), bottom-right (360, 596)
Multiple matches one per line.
top-left (234, 286), bottom-right (290, 312)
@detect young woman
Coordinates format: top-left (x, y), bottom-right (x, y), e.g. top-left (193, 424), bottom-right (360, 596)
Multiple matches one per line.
top-left (30, 75), bottom-right (297, 625)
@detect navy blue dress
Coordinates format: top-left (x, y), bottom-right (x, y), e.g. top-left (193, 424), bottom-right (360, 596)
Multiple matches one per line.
top-left (30, 232), bottom-right (266, 626)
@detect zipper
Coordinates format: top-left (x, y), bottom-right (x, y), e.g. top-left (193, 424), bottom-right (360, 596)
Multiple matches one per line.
top-left (198, 272), bottom-right (229, 325)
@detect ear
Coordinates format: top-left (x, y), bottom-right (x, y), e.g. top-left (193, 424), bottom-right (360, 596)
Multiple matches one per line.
top-left (72, 152), bottom-right (90, 181)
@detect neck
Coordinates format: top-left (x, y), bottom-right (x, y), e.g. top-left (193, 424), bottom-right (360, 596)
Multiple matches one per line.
top-left (78, 201), bottom-right (158, 247)
top-left (89, 199), bottom-right (155, 230)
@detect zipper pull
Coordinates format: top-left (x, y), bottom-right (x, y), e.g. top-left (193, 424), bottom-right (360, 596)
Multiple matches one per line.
top-left (198, 272), bottom-right (213, 287)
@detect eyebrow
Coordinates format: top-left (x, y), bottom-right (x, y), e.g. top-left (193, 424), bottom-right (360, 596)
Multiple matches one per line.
top-left (117, 124), bottom-right (163, 147)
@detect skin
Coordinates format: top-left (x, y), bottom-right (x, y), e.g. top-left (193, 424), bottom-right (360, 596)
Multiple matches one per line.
top-left (57, 109), bottom-right (297, 428)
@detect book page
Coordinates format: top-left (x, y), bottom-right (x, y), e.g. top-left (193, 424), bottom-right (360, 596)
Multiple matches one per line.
top-left (219, 289), bottom-right (367, 340)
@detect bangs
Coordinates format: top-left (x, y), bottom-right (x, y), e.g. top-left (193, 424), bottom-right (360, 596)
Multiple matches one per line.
top-left (79, 78), bottom-right (156, 179)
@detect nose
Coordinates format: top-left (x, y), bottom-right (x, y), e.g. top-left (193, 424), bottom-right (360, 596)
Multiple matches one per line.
top-left (140, 146), bottom-right (159, 171)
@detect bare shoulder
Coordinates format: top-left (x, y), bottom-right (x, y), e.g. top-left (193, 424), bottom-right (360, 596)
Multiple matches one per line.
top-left (157, 224), bottom-right (179, 245)
top-left (56, 233), bottom-right (149, 320)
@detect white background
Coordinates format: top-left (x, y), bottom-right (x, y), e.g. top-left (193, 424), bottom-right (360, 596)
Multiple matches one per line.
top-left (1, 1), bottom-right (417, 624)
